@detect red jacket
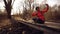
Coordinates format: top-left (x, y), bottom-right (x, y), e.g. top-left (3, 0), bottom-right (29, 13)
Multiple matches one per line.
top-left (32, 4), bottom-right (49, 21)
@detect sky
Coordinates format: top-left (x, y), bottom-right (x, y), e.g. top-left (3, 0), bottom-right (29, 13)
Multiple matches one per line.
top-left (0, 0), bottom-right (60, 15)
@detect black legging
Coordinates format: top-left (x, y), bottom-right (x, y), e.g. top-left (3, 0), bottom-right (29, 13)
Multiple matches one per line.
top-left (32, 18), bottom-right (44, 24)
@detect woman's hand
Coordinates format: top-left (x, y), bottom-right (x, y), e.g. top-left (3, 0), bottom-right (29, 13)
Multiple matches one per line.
top-left (45, 4), bottom-right (49, 7)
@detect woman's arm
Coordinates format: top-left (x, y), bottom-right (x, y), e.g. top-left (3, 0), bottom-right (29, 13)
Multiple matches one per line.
top-left (42, 4), bottom-right (49, 13)
top-left (32, 12), bottom-right (37, 16)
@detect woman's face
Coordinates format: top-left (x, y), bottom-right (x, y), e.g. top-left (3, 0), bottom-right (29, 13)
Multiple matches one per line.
top-left (36, 7), bottom-right (41, 11)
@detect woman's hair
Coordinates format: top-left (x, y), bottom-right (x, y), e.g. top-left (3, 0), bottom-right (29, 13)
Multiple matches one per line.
top-left (35, 7), bottom-right (39, 10)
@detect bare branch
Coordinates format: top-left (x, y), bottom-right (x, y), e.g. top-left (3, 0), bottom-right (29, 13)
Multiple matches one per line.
top-left (3, 0), bottom-right (7, 6)
top-left (8, 0), bottom-right (12, 6)
top-left (12, 0), bottom-right (15, 6)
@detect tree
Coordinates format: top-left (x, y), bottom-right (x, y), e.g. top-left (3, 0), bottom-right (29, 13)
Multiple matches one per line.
top-left (3, 0), bottom-right (15, 19)
top-left (21, 0), bottom-right (34, 20)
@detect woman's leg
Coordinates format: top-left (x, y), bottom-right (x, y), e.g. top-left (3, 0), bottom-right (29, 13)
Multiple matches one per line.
top-left (32, 18), bottom-right (38, 23)
top-left (37, 19), bottom-right (45, 24)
